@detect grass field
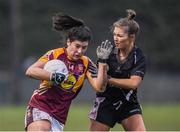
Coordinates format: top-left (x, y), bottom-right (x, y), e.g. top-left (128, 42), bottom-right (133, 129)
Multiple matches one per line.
top-left (0, 104), bottom-right (180, 131)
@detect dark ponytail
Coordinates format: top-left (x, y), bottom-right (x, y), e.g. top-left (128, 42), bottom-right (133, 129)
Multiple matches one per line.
top-left (52, 12), bottom-right (91, 42)
top-left (52, 12), bottom-right (84, 31)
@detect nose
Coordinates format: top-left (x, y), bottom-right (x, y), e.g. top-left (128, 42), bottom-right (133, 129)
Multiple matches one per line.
top-left (77, 48), bottom-right (83, 54)
top-left (114, 35), bottom-right (118, 41)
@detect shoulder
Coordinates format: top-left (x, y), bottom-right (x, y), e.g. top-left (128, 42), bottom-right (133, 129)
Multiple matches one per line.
top-left (51, 47), bottom-right (65, 54)
top-left (81, 56), bottom-right (92, 65)
top-left (133, 47), bottom-right (146, 63)
top-left (80, 56), bottom-right (96, 70)
top-left (45, 47), bottom-right (64, 54)
top-left (48, 47), bottom-right (66, 59)
top-left (134, 47), bottom-right (145, 57)
top-left (132, 47), bottom-right (146, 65)
top-left (39, 47), bottom-right (66, 61)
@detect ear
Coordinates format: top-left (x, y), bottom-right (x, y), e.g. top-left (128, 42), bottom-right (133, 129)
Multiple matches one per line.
top-left (67, 39), bottom-right (70, 46)
top-left (129, 34), bottom-right (135, 38)
top-left (129, 34), bottom-right (136, 42)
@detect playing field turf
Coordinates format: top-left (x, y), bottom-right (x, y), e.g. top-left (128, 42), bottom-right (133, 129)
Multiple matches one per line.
top-left (0, 104), bottom-right (179, 131)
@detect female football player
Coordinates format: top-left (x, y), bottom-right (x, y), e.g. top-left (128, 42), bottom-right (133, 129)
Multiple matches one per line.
top-left (25, 12), bottom-right (113, 131)
top-left (89, 9), bottom-right (147, 131)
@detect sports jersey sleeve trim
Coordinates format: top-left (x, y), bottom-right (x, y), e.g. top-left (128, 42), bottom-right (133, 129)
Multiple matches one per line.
top-left (38, 48), bottom-right (65, 62)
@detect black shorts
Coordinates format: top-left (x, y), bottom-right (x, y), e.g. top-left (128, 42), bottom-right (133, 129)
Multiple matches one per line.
top-left (89, 96), bottom-right (142, 128)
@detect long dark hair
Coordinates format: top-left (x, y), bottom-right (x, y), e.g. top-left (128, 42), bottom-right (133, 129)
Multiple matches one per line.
top-left (52, 12), bottom-right (92, 42)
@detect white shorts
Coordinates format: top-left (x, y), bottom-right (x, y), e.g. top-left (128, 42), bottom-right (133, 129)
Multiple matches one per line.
top-left (25, 107), bottom-right (64, 132)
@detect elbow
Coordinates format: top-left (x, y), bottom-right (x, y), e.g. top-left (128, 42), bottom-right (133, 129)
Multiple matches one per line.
top-left (131, 81), bottom-right (140, 90)
top-left (97, 88), bottom-right (104, 93)
top-left (95, 84), bottom-right (106, 93)
top-left (130, 76), bottom-right (142, 90)
top-left (25, 67), bottom-right (32, 77)
top-left (96, 88), bottom-right (105, 93)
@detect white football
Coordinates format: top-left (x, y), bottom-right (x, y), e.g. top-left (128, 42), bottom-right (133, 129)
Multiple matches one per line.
top-left (44, 59), bottom-right (69, 79)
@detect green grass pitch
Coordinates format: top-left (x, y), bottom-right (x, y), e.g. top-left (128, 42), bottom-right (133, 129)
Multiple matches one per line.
top-left (0, 104), bottom-right (180, 131)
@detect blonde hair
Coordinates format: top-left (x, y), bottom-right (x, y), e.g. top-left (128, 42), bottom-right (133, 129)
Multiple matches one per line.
top-left (112, 9), bottom-right (140, 35)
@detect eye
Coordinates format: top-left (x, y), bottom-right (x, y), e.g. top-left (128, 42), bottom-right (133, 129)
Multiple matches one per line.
top-left (75, 44), bottom-right (81, 49)
top-left (119, 35), bottom-right (124, 37)
top-left (82, 45), bottom-right (87, 50)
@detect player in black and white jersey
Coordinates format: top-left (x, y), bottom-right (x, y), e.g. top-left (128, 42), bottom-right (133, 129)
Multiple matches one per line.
top-left (89, 9), bottom-right (147, 131)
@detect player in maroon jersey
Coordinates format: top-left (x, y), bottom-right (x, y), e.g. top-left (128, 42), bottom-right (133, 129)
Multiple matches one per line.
top-left (25, 12), bottom-right (113, 131)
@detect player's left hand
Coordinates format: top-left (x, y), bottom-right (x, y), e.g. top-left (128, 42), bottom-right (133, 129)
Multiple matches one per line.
top-left (50, 72), bottom-right (66, 85)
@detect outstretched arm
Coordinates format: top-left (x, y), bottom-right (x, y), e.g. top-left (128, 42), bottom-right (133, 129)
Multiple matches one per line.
top-left (86, 40), bottom-right (113, 92)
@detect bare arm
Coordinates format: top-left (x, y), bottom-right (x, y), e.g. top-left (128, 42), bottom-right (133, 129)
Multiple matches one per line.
top-left (25, 61), bottom-right (51, 81)
top-left (108, 75), bottom-right (142, 90)
top-left (86, 40), bottom-right (113, 92)
top-left (86, 63), bottom-right (108, 92)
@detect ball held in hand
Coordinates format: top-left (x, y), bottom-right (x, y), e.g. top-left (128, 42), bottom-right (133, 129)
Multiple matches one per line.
top-left (44, 59), bottom-right (69, 83)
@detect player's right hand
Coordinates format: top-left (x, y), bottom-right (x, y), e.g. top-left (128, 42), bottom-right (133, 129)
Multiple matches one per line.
top-left (96, 40), bottom-right (113, 63)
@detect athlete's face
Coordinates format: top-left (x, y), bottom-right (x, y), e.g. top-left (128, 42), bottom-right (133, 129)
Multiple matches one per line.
top-left (66, 39), bottom-right (88, 61)
top-left (113, 26), bottom-right (133, 50)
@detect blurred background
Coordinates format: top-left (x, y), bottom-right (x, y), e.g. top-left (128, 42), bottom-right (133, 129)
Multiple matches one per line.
top-left (0, 0), bottom-right (180, 131)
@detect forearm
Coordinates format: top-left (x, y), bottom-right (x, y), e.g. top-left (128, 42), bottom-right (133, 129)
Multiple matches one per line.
top-left (26, 67), bottom-right (51, 81)
top-left (95, 63), bottom-right (108, 91)
top-left (108, 76), bottom-right (142, 90)
top-left (93, 39), bottom-right (113, 91)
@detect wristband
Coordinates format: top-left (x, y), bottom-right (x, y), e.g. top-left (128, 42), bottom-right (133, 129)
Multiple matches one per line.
top-left (50, 72), bottom-right (65, 84)
top-left (98, 58), bottom-right (107, 63)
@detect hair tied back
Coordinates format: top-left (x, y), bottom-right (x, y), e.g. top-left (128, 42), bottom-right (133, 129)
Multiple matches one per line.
top-left (52, 12), bottom-right (85, 31)
top-left (126, 9), bottom-right (136, 20)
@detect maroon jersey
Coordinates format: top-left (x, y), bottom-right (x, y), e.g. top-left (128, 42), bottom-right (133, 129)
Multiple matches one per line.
top-left (28, 48), bottom-right (96, 124)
